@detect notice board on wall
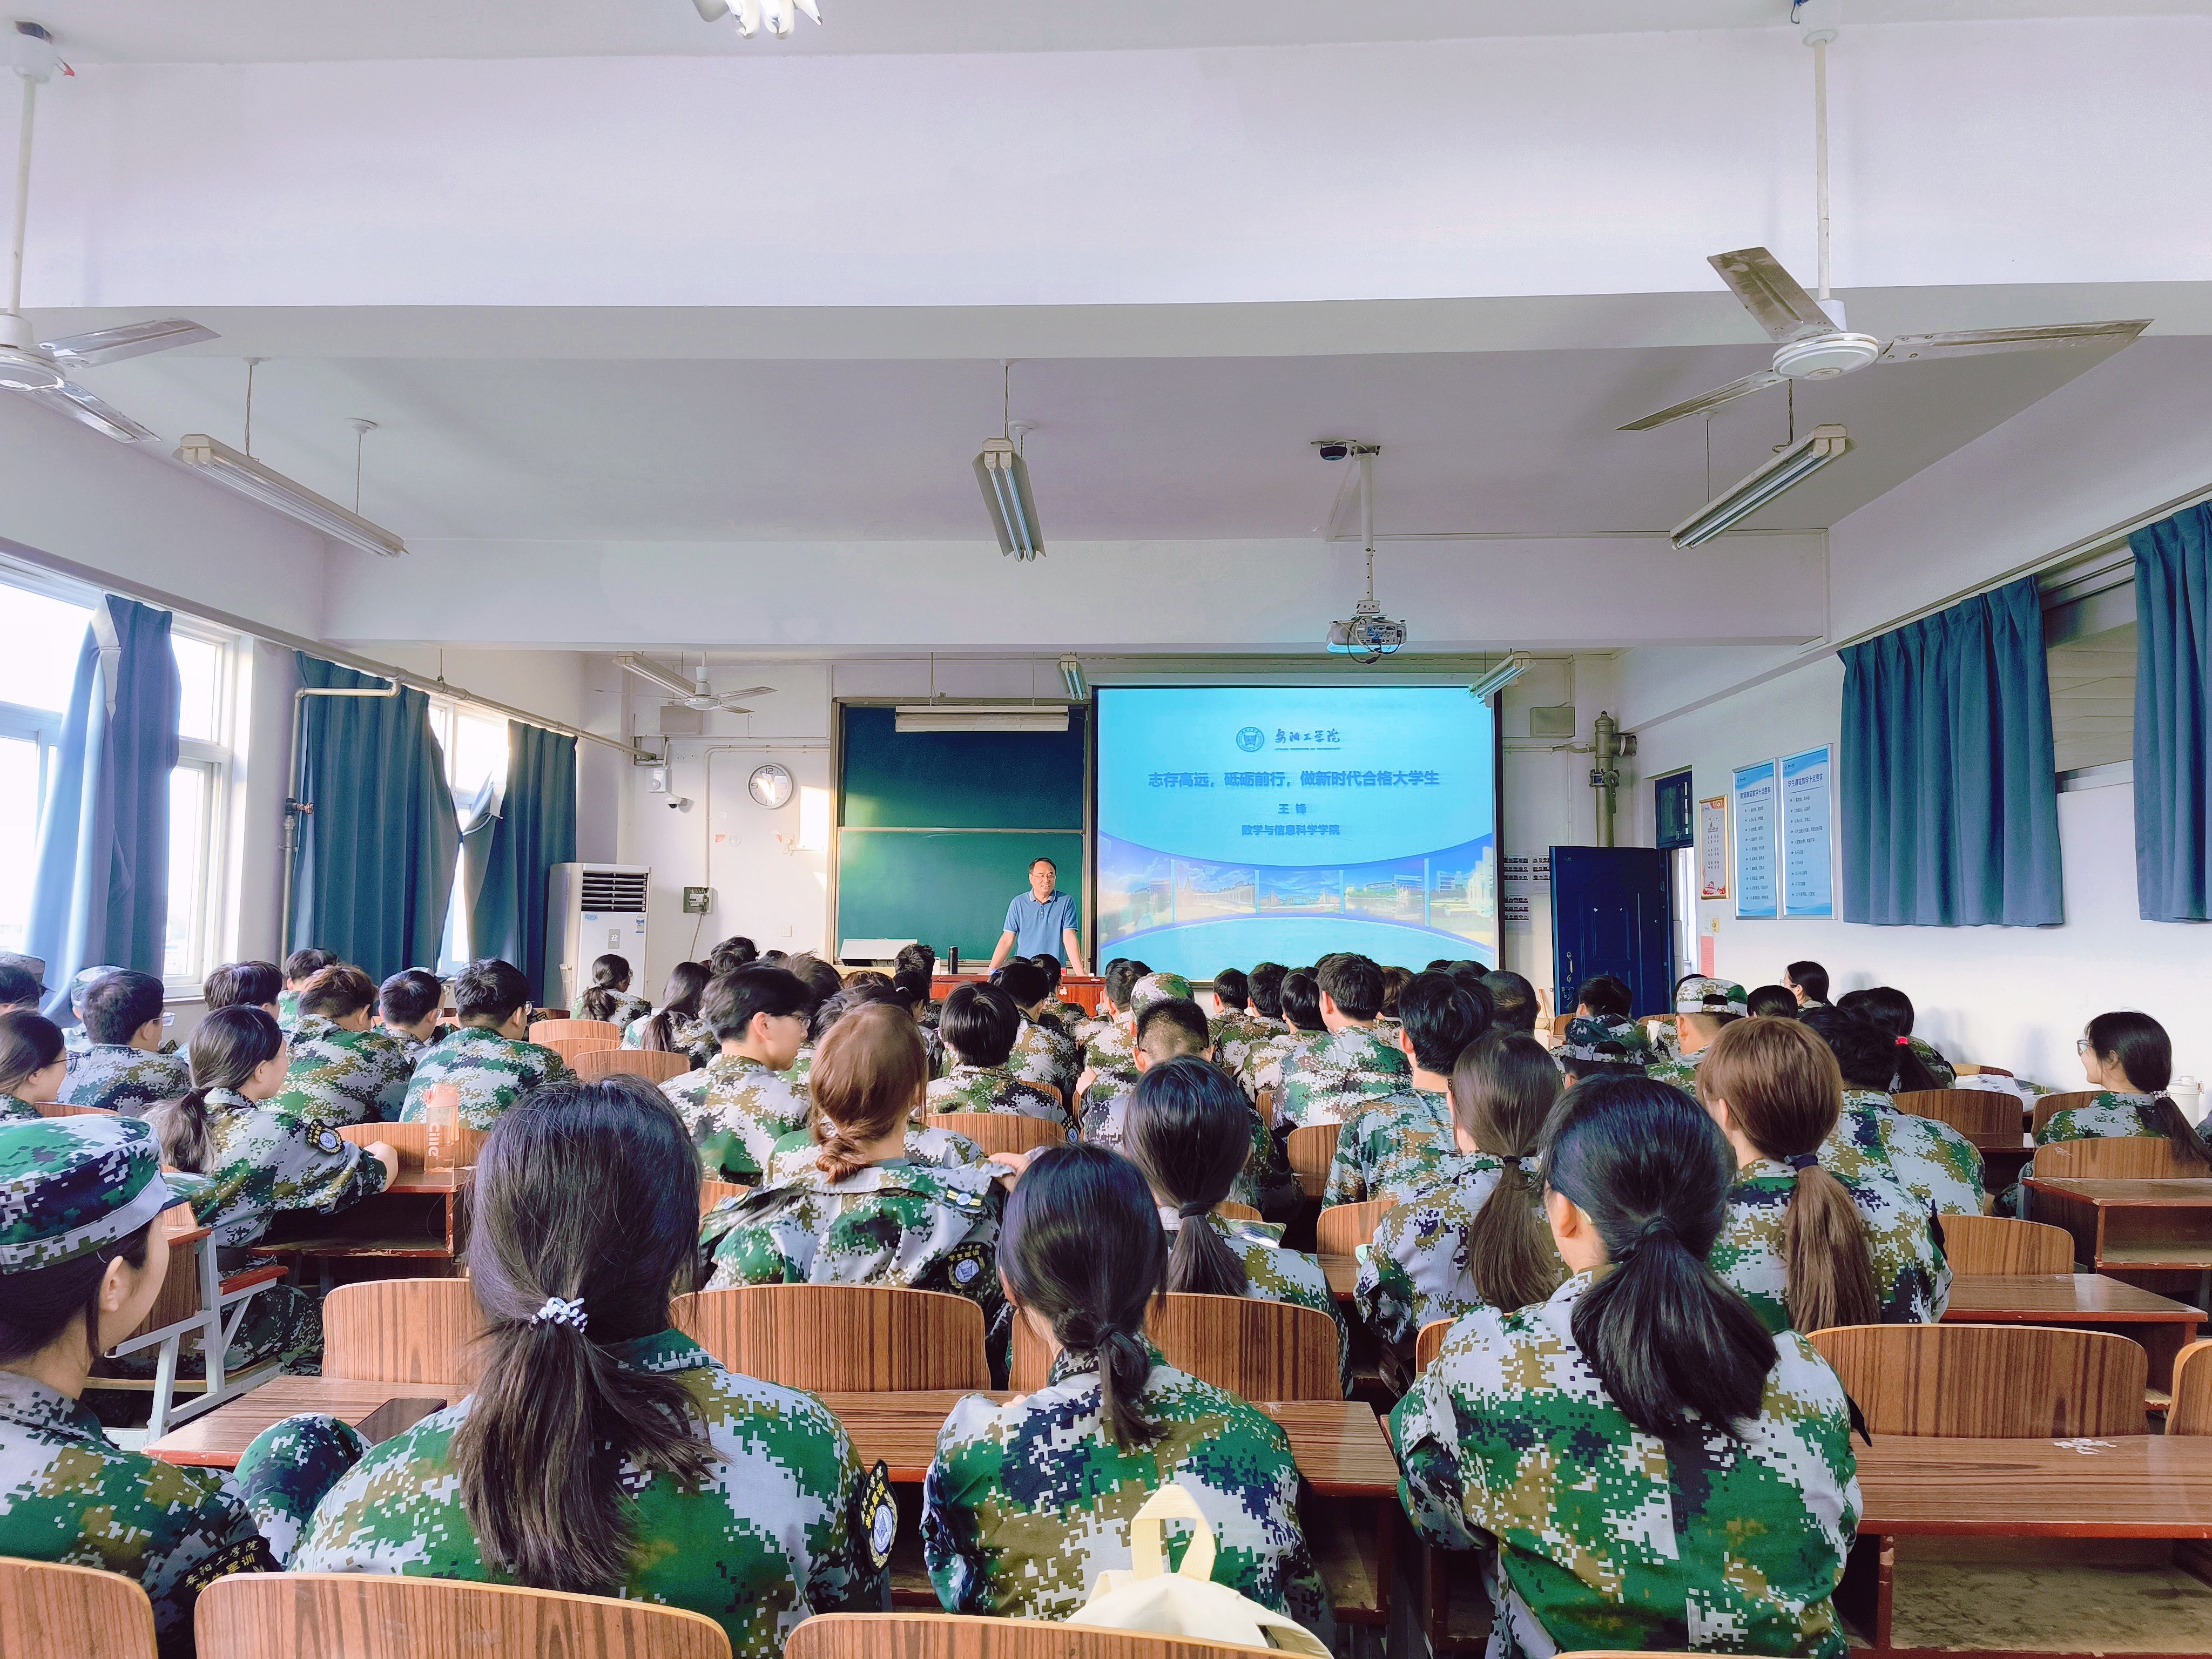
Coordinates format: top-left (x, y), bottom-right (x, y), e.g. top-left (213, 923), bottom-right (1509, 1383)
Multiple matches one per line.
top-left (1732, 760), bottom-right (1779, 920)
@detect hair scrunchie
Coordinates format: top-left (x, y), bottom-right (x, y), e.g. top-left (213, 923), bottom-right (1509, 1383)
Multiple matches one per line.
top-left (1896, 1035), bottom-right (1910, 1046)
top-left (529, 1295), bottom-right (588, 1333)
top-left (1176, 1200), bottom-right (1210, 1219)
top-left (1788, 1152), bottom-right (1819, 1173)
top-left (1620, 1213), bottom-right (1675, 1258)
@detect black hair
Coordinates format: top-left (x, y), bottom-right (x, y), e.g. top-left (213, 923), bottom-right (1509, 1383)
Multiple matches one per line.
top-left (1575, 974), bottom-right (1633, 1019)
top-left (577, 954), bottom-right (634, 1024)
top-left (1000, 1144), bottom-right (1165, 1448)
top-left (1103, 959), bottom-right (1150, 1011)
top-left (889, 967), bottom-right (934, 1011)
top-left (707, 938), bottom-right (759, 977)
top-left (203, 961), bottom-right (282, 1012)
top-left (1481, 970), bottom-right (1539, 1035)
top-left (1279, 970), bottom-right (1321, 1033)
top-left (1398, 973), bottom-right (1484, 1074)
top-left (1797, 1007), bottom-right (1893, 1094)
top-left (1835, 989), bottom-right (1941, 1092)
top-left (1028, 954), bottom-right (1063, 994)
top-left (1318, 955), bottom-right (1385, 1021)
top-left (298, 965), bottom-right (378, 1019)
top-left (894, 943), bottom-right (938, 981)
top-left (1212, 968), bottom-right (1250, 1012)
top-left (702, 966), bottom-right (810, 1045)
top-left (1123, 1057), bottom-right (1251, 1298)
top-left (379, 969), bottom-right (445, 1029)
top-left (1247, 963), bottom-right (1287, 1019)
top-left (0, 1219), bottom-right (154, 1368)
top-left (1745, 986), bottom-right (1800, 1020)
top-left (783, 954), bottom-right (845, 1016)
top-left (1029, 856), bottom-right (1057, 873)
top-left (0, 963), bottom-right (42, 1008)
top-left (1446, 970), bottom-right (1496, 1034)
top-left (152, 1006), bottom-right (286, 1173)
top-left (1542, 1076), bottom-right (1776, 1440)
top-left (1785, 961), bottom-right (1830, 1004)
top-left (993, 958), bottom-right (1049, 1009)
top-left (2085, 1011), bottom-right (2208, 1166)
top-left (1135, 999), bottom-right (1210, 1062)
top-left (1449, 1031), bottom-right (1565, 1312)
top-left (811, 981), bottom-right (900, 1043)
top-left (453, 959), bottom-right (532, 1024)
top-left (643, 962), bottom-right (711, 1053)
top-left (940, 982), bottom-right (1019, 1068)
top-left (0, 1010), bottom-right (66, 1096)
top-left (82, 971), bottom-right (165, 1046)
top-left (283, 948), bottom-right (341, 983)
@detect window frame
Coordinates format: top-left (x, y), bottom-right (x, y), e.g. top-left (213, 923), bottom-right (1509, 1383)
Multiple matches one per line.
top-left (164, 618), bottom-right (240, 996)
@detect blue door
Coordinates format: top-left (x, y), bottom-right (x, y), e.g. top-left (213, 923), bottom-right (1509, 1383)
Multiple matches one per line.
top-left (1550, 846), bottom-right (1674, 1017)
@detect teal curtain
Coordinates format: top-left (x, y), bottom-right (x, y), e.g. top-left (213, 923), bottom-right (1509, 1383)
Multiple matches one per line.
top-left (1839, 576), bottom-right (2063, 926)
top-left (469, 721), bottom-right (577, 1006)
top-left (290, 655), bottom-right (459, 981)
top-left (25, 596), bottom-right (180, 1019)
top-left (2134, 502), bottom-right (2212, 920)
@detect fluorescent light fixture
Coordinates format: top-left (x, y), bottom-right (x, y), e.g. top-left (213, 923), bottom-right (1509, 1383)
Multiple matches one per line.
top-left (173, 434), bottom-right (407, 558)
top-left (1059, 656), bottom-right (1088, 700)
top-left (975, 437), bottom-right (1044, 560)
top-left (1469, 653), bottom-right (1530, 702)
top-left (894, 705), bottom-right (1070, 734)
top-left (616, 653), bottom-right (699, 699)
top-left (1671, 424), bottom-right (1850, 549)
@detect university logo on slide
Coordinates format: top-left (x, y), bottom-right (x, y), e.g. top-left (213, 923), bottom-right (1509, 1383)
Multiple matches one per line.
top-left (1235, 726), bottom-right (1266, 752)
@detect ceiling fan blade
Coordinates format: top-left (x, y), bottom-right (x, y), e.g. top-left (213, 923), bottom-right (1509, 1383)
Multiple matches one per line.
top-left (18, 380), bottom-right (157, 442)
top-left (1709, 248), bottom-right (1836, 343)
top-left (720, 686), bottom-right (775, 700)
top-left (1879, 319), bottom-right (2150, 364)
top-left (1618, 370), bottom-right (1786, 432)
top-left (38, 318), bottom-right (220, 368)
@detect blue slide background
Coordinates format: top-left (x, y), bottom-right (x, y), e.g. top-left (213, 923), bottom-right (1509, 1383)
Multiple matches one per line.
top-left (1095, 687), bottom-right (1498, 979)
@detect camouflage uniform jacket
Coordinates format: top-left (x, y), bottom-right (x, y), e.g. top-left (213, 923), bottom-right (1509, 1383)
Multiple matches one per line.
top-left (1905, 1035), bottom-right (1957, 1091)
top-left (1392, 1271), bottom-right (1859, 1659)
top-left (1080, 1076), bottom-right (1292, 1215)
top-left (292, 1329), bottom-right (890, 1659)
top-left (1324, 1086), bottom-right (1455, 1206)
top-left (679, 1053), bottom-right (812, 1182)
top-left (784, 1047), bottom-right (815, 1093)
top-left (1276, 1026), bottom-right (1412, 1129)
top-left (1084, 1018), bottom-right (1140, 1085)
top-left (1, 1090), bottom-right (38, 1121)
top-left (1044, 998), bottom-right (1089, 1033)
top-left (926, 1062), bottom-right (1063, 1123)
top-left (275, 989), bottom-right (302, 1031)
top-left (57, 1044), bottom-right (194, 1116)
top-left (0, 1368), bottom-right (278, 1659)
top-left (766, 1124), bottom-right (990, 1184)
top-left (1353, 1154), bottom-right (1548, 1346)
top-left (576, 990), bottom-right (651, 1029)
top-left (1710, 1156), bottom-right (1951, 1333)
top-left (273, 1015), bottom-right (416, 1126)
top-left (2039, 1089), bottom-right (2164, 1145)
top-left (1244, 1029), bottom-right (1306, 1099)
top-left (184, 1086), bottom-right (393, 1250)
top-left (1010, 1015), bottom-right (1082, 1099)
top-left (1208, 1013), bottom-right (1274, 1098)
top-left (397, 1026), bottom-right (571, 1129)
top-left (700, 1157), bottom-right (1006, 1338)
top-left (1165, 1208), bottom-right (1352, 1397)
top-left (1833, 1089), bottom-right (1985, 1216)
top-left (1645, 1048), bottom-right (1703, 1094)
top-left (922, 1346), bottom-right (1332, 1641)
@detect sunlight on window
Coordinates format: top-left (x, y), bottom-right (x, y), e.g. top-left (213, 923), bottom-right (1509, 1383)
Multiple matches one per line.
top-left (0, 737), bottom-right (40, 956)
top-left (173, 635), bottom-right (224, 743)
top-left (448, 711), bottom-right (510, 803)
top-left (164, 765), bottom-right (209, 981)
top-left (0, 589), bottom-right (93, 714)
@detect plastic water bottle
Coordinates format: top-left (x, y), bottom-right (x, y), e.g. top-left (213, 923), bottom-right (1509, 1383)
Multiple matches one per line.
top-left (2171, 1075), bottom-right (2202, 1131)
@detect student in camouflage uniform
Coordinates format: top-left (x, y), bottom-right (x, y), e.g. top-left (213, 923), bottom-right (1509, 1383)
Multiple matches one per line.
top-left (1355, 1030), bottom-right (1564, 1348)
top-left (671, 965), bottom-right (814, 1181)
top-left (1075, 972), bottom-right (1191, 1132)
top-left (1784, 960), bottom-right (1831, 1010)
top-left (0, 951), bottom-right (45, 1015)
top-left (1073, 957), bottom-right (1145, 1077)
top-left (1645, 980), bottom-right (1749, 1093)
top-left (994, 958), bottom-right (1082, 1100)
top-left (1204, 968), bottom-right (1272, 1092)
top-left (1837, 986), bottom-right (1956, 1090)
top-left (702, 1004), bottom-right (1008, 1345)
top-left (278, 947), bottom-right (341, 1033)
top-left (1244, 965), bottom-right (1315, 1100)
top-left (273, 965), bottom-right (419, 1126)
top-left (1555, 1013), bottom-right (1654, 1087)
top-left (624, 960), bottom-right (716, 1062)
top-left (57, 970), bottom-right (193, 1115)
top-left (375, 968), bottom-right (449, 1054)
top-left (922, 1144), bottom-right (1332, 1642)
top-left (1026, 952), bottom-right (1089, 1034)
top-left (294, 1075), bottom-right (891, 1659)
top-left (1326, 972), bottom-right (1489, 1206)
top-left (928, 982), bottom-right (1064, 1123)
top-left (204, 959), bottom-right (284, 1020)
top-left (1, 1010), bottom-right (67, 1120)
top-left (1392, 1075), bottom-right (1859, 1659)
top-left (2041, 1012), bottom-right (2205, 1154)
top-left (1275, 956), bottom-right (1414, 1128)
top-left (1800, 1008), bottom-right (1986, 1215)
top-left (574, 950), bottom-right (651, 1030)
top-left (400, 959), bottom-right (572, 1129)
top-left (0, 1115), bottom-right (372, 1658)
top-left (58, 964), bottom-right (114, 1070)
top-left (1697, 1017), bottom-right (1949, 1332)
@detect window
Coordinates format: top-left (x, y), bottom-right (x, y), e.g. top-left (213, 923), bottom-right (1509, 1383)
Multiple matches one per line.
top-left (2041, 552), bottom-right (2137, 791)
top-left (166, 626), bottom-right (237, 992)
top-left (0, 582), bottom-right (93, 959)
top-left (428, 701), bottom-right (511, 969)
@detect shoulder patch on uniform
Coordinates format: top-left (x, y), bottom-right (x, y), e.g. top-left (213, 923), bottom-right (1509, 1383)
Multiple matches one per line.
top-left (858, 1459), bottom-right (899, 1568)
top-left (314, 1127), bottom-right (343, 1154)
top-left (943, 1240), bottom-right (990, 1291)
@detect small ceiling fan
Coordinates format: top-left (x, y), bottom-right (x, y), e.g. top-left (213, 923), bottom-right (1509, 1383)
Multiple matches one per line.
top-left (616, 654), bottom-right (773, 714)
top-left (3, 23), bottom-right (219, 443)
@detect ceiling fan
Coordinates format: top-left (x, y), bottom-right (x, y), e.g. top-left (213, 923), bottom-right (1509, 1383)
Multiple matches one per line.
top-left (4, 24), bottom-right (217, 443)
top-left (616, 654), bottom-right (773, 714)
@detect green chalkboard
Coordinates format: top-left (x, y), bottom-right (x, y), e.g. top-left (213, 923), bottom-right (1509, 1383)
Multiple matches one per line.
top-left (841, 706), bottom-right (1086, 829)
top-left (836, 832), bottom-right (1087, 962)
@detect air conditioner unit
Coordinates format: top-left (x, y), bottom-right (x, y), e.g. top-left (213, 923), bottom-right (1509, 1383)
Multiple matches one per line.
top-left (549, 862), bottom-right (652, 1010)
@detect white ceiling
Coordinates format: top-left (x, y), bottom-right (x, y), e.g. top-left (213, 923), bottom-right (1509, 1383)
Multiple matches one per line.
top-left (35, 0), bottom-right (2211, 63)
top-left (71, 334), bottom-right (2140, 542)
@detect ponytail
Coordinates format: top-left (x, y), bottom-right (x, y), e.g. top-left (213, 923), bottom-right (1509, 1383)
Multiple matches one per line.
top-left (1454, 1031), bottom-right (1567, 1312)
top-left (808, 1005), bottom-right (927, 1182)
top-left (155, 1006), bottom-right (286, 1174)
top-left (643, 962), bottom-right (710, 1053)
top-left (1545, 1076), bottom-right (1775, 1438)
top-left (2085, 1011), bottom-right (2208, 1168)
top-left (1122, 1057), bottom-right (1251, 1300)
top-left (1889, 1037), bottom-right (1943, 1096)
top-left (148, 1092), bottom-right (214, 1173)
top-left (1781, 1159), bottom-right (1881, 1331)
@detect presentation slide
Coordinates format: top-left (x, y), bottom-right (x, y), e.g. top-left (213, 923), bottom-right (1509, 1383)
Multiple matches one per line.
top-left (1095, 687), bottom-right (1498, 981)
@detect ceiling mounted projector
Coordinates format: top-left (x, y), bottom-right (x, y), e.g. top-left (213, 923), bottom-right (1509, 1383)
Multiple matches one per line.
top-left (1317, 440), bottom-right (1406, 664)
top-left (693, 0), bottom-right (821, 37)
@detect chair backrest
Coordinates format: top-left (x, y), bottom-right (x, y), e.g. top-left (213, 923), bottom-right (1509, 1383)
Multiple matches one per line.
top-left (699, 1178), bottom-right (750, 1213)
top-left (528, 1019), bottom-right (622, 1044)
top-left (2032, 1089), bottom-right (2107, 1135)
top-left (2169, 1339), bottom-right (2212, 1438)
top-left (543, 1036), bottom-right (618, 1065)
top-left (0, 1557), bottom-right (157, 1659)
top-left (1284, 1124), bottom-right (1340, 1198)
top-left (1937, 1214), bottom-right (2074, 1275)
top-left (1893, 1088), bottom-right (2021, 1138)
top-left (1549, 1014), bottom-right (1574, 1037)
top-left (1953, 1063), bottom-right (2014, 1078)
top-left (33, 1101), bottom-right (118, 1117)
top-left (322, 1278), bottom-right (487, 1386)
top-left (1808, 1324), bottom-right (2147, 1437)
top-left (672, 1284), bottom-right (990, 1391)
top-left (1253, 1087), bottom-right (1274, 1128)
top-left (1214, 1200), bottom-right (1262, 1223)
top-left (1008, 1291), bottom-right (1340, 1400)
top-left (574, 1047), bottom-right (693, 1084)
top-left (786, 1611), bottom-right (1281, 1659)
top-left (195, 1573), bottom-right (731, 1659)
top-left (1314, 1197), bottom-right (1396, 1258)
top-left (124, 1204), bottom-right (210, 1338)
top-left (1414, 1318), bottom-right (1452, 1374)
top-left (337, 1120), bottom-right (488, 1173)
top-left (925, 1112), bottom-right (1067, 1155)
top-left (2032, 1136), bottom-right (2207, 1179)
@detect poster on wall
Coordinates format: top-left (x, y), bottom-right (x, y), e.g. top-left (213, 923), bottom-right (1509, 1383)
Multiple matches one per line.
top-left (1698, 796), bottom-right (1728, 900)
top-left (1781, 745), bottom-right (1835, 919)
top-left (1732, 761), bottom-right (1779, 920)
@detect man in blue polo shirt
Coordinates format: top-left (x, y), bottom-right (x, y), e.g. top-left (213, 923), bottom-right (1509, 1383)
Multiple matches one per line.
top-left (987, 857), bottom-right (1087, 973)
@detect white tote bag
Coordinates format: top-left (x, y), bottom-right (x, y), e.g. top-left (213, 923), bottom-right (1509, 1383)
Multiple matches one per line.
top-left (1064, 1483), bottom-right (1331, 1656)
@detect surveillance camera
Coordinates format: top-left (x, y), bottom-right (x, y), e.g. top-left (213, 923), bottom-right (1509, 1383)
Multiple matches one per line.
top-left (1314, 441), bottom-right (1352, 462)
top-left (665, 795), bottom-right (692, 812)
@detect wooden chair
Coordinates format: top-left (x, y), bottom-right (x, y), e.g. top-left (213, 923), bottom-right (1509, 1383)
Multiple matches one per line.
top-left (787, 1611), bottom-right (1281, 1659)
top-left (528, 1018), bottom-right (622, 1045)
top-left (1215, 1199), bottom-right (1262, 1223)
top-left (925, 1112), bottom-right (1067, 1155)
top-left (32, 1101), bottom-right (119, 1117)
top-left (0, 1557), bottom-right (156, 1659)
top-left (2031, 1136), bottom-right (2208, 1180)
top-left (2168, 1339), bottom-right (2212, 1437)
top-left (2031, 1089), bottom-right (2106, 1135)
top-left (1893, 1088), bottom-right (2021, 1138)
top-left (1937, 1213), bottom-right (2075, 1274)
top-left (101, 1203), bottom-right (289, 1436)
top-left (1953, 1063), bottom-right (2014, 1078)
top-left (574, 1047), bottom-right (693, 1084)
top-left (195, 1573), bottom-right (731, 1659)
top-left (322, 1278), bottom-right (486, 1387)
top-left (338, 1120), bottom-right (488, 1172)
top-left (1008, 1291), bottom-right (1340, 1400)
top-left (1808, 1324), bottom-right (2147, 1437)
top-left (543, 1036), bottom-right (618, 1066)
top-left (1254, 1087), bottom-right (1274, 1128)
top-left (1285, 1123), bottom-right (1340, 1199)
top-left (1315, 1196), bottom-right (1397, 1258)
top-left (1415, 1318), bottom-right (1453, 1374)
top-left (699, 1178), bottom-right (750, 1213)
top-left (672, 1285), bottom-right (989, 1391)
top-left (1549, 1014), bottom-right (1574, 1037)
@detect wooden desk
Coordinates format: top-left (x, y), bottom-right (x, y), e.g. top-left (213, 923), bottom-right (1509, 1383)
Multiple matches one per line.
top-left (1942, 1273), bottom-right (2203, 1400)
top-left (932, 973), bottom-right (1102, 1015)
top-left (1320, 1253), bottom-right (1357, 1303)
top-left (2024, 1178), bottom-right (2212, 1301)
top-left (144, 1377), bottom-right (448, 1469)
top-left (1968, 1130), bottom-right (2036, 1192)
top-left (251, 1169), bottom-right (463, 1269)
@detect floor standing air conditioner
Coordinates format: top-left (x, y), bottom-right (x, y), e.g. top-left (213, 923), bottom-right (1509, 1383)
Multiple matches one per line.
top-left (549, 863), bottom-right (652, 1011)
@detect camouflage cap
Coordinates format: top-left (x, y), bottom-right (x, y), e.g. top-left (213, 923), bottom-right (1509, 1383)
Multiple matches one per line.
top-left (70, 966), bottom-right (123, 1008)
top-left (0, 953), bottom-right (47, 995)
top-left (1675, 977), bottom-right (1749, 1017)
top-left (1557, 1015), bottom-right (1653, 1066)
top-left (1129, 973), bottom-right (1195, 1016)
top-left (0, 1116), bottom-right (176, 1272)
